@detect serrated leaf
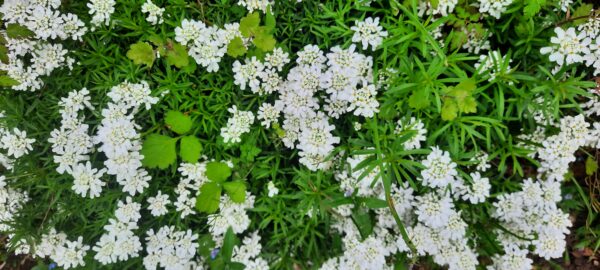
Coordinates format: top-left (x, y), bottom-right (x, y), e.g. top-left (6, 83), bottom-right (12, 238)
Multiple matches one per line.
top-left (408, 90), bottom-right (430, 110)
top-left (206, 161), bottom-right (232, 183)
top-left (240, 12), bottom-right (260, 37)
top-left (223, 181), bottom-right (246, 203)
top-left (253, 30), bottom-right (276, 52)
top-left (586, 156), bottom-right (598, 176)
top-left (166, 42), bottom-right (189, 68)
top-left (265, 8), bottom-right (276, 33)
top-left (126, 41), bottom-right (155, 66)
top-left (455, 78), bottom-right (476, 93)
top-left (165, 110), bottom-right (193, 134)
top-left (227, 37), bottom-right (247, 58)
top-left (195, 182), bottom-right (222, 213)
top-left (441, 99), bottom-right (458, 121)
top-left (240, 137), bottom-right (261, 162)
top-left (180, 136), bottom-right (202, 163)
top-left (459, 96), bottom-right (478, 113)
top-left (141, 134), bottom-right (178, 169)
top-left (6, 24), bottom-right (34, 39)
top-left (524, 0), bottom-right (545, 19)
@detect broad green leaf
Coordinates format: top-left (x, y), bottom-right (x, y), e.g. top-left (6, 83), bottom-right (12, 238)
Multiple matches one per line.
top-left (0, 44), bottom-right (8, 64)
top-left (239, 12), bottom-right (260, 37)
top-left (573, 4), bottom-right (593, 25)
top-left (458, 96), bottom-right (477, 113)
top-left (195, 182), bottom-right (222, 213)
top-left (166, 42), bottom-right (189, 68)
top-left (165, 110), bottom-right (193, 134)
top-left (197, 234), bottom-right (216, 257)
top-left (0, 75), bottom-right (19, 87)
top-left (430, 0), bottom-right (439, 8)
top-left (455, 78), bottom-right (476, 93)
top-left (6, 24), bottom-right (34, 39)
top-left (227, 37), bottom-right (247, 58)
top-left (126, 41), bottom-right (155, 66)
top-left (441, 100), bottom-right (458, 121)
top-left (408, 90), bottom-right (430, 110)
top-left (223, 181), bottom-right (246, 203)
top-left (253, 30), bottom-right (276, 52)
top-left (209, 257), bottom-right (225, 270)
top-left (180, 135), bottom-right (202, 163)
top-left (450, 30), bottom-right (467, 50)
top-left (229, 262), bottom-right (246, 270)
top-left (222, 227), bottom-right (237, 263)
top-left (265, 8), bottom-right (276, 33)
top-left (524, 0), bottom-right (546, 19)
top-left (240, 137), bottom-right (261, 162)
top-left (205, 161), bottom-right (232, 183)
top-left (586, 156), bottom-right (598, 176)
top-left (141, 134), bottom-right (178, 169)
top-left (351, 208), bottom-right (373, 240)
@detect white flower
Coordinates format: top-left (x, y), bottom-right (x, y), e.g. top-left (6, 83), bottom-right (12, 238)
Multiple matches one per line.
top-left (478, 0), bottom-right (513, 19)
top-left (147, 191), bottom-right (170, 216)
top-left (533, 231), bottom-right (566, 259)
top-left (257, 103), bottom-right (280, 128)
top-left (347, 83), bottom-right (379, 117)
top-left (87, 0), bottom-right (116, 28)
top-left (237, 0), bottom-right (272, 13)
top-left (221, 105), bottom-right (255, 144)
top-left (394, 117), bottom-right (427, 150)
top-left (1, 128), bottom-right (35, 158)
top-left (421, 147), bottom-right (458, 189)
top-left (266, 181), bottom-right (279, 197)
top-left (141, 0), bottom-right (164, 25)
top-left (540, 27), bottom-right (591, 66)
top-left (351, 17), bottom-right (388, 50)
top-left (414, 192), bottom-right (455, 228)
top-left (71, 161), bottom-right (106, 198)
top-left (460, 172), bottom-right (491, 204)
top-left (53, 236), bottom-right (90, 269)
top-left (232, 57), bottom-right (264, 92)
top-left (265, 47), bottom-right (290, 71)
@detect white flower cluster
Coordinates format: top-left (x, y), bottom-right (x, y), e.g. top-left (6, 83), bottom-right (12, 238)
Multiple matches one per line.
top-left (174, 162), bottom-right (209, 218)
top-left (237, 0), bottom-right (273, 13)
top-left (478, 0), bottom-right (514, 19)
top-left (0, 175), bottom-right (29, 232)
top-left (207, 192), bottom-right (255, 241)
top-left (230, 44), bottom-right (379, 171)
top-left (93, 197), bottom-right (143, 265)
top-left (536, 115), bottom-right (590, 181)
top-left (351, 17), bottom-right (388, 51)
top-left (475, 50), bottom-right (513, 83)
top-left (0, 127), bottom-right (35, 161)
top-left (335, 154), bottom-right (384, 198)
top-left (491, 179), bottom-right (571, 261)
top-left (49, 89), bottom-right (102, 198)
top-left (417, 0), bottom-right (458, 16)
top-left (463, 28), bottom-right (492, 54)
top-left (539, 25), bottom-right (600, 75)
top-left (175, 19), bottom-right (241, 72)
top-left (0, 0), bottom-right (85, 91)
top-left (144, 226), bottom-right (200, 270)
top-left (394, 117), bottom-right (427, 150)
top-left (87, 0), bottom-right (116, 28)
top-left (141, 0), bottom-right (165, 25)
top-left (221, 105), bottom-right (255, 144)
top-left (95, 81), bottom-right (158, 196)
top-left (35, 229), bottom-right (89, 269)
top-left (232, 231), bottom-right (269, 269)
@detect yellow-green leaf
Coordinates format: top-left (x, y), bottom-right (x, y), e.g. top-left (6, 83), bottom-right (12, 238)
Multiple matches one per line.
top-left (195, 182), bottom-right (222, 213)
top-left (180, 135), bottom-right (202, 163)
top-left (141, 134), bottom-right (178, 169)
top-left (126, 41), bottom-right (155, 66)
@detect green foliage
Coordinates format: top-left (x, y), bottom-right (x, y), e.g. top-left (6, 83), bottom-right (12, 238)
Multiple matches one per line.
top-left (141, 134), bottom-right (178, 169)
top-left (523, 0), bottom-right (546, 19)
top-left (0, 75), bottom-right (19, 87)
top-left (196, 162), bottom-right (246, 212)
top-left (586, 156), bottom-right (598, 176)
top-left (227, 37), bottom-right (247, 57)
top-left (206, 161), bottom-right (232, 183)
top-left (166, 42), bottom-right (190, 68)
top-left (234, 12), bottom-right (277, 54)
top-left (441, 78), bottom-right (478, 121)
top-left (196, 182), bottom-right (222, 213)
top-left (165, 110), bottom-right (193, 134)
top-left (180, 135), bottom-right (202, 163)
top-left (6, 24), bottom-right (34, 39)
top-left (126, 41), bottom-right (155, 66)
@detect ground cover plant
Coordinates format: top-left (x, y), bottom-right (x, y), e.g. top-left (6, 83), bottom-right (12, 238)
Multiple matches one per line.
top-left (1, 0), bottom-right (600, 269)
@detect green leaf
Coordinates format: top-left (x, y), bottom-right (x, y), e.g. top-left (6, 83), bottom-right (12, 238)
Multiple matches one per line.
top-left (223, 181), bottom-right (246, 203)
top-left (351, 208), bottom-right (373, 240)
top-left (197, 234), bottom-right (216, 257)
top-left (458, 96), bottom-right (477, 113)
top-left (441, 99), bottom-right (458, 121)
top-left (227, 37), bottom-right (247, 58)
top-left (265, 8), bottom-right (276, 33)
top-left (253, 30), bottom-right (276, 52)
top-left (0, 75), bottom-right (19, 87)
top-left (126, 41), bottom-right (155, 66)
top-left (240, 137), bottom-right (261, 162)
top-left (205, 161), bottom-right (232, 183)
top-left (408, 90), bottom-right (430, 110)
top-left (573, 4), bottom-right (593, 25)
top-left (141, 134), bottom-right (178, 169)
top-left (0, 44), bottom-right (8, 64)
top-left (180, 135), bottom-right (202, 163)
top-left (195, 182), bottom-right (222, 213)
top-left (239, 12), bottom-right (260, 37)
top-left (586, 156), bottom-right (598, 176)
top-left (430, 0), bottom-right (439, 8)
top-left (165, 110), bottom-right (193, 134)
top-left (229, 262), bottom-right (246, 270)
top-left (6, 24), bottom-right (34, 39)
top-left (166, 42), bottom-right (190, 68)
top-left (450, 30), bottom-right (467, 50)
top-left (524, 0), bottom-right (546, 19)
top-left (210, 257), bottom-right (225, 270)
top-left (362, 197), bottom-right (388, 209)
top-left (222, 227), bottom-right (237, 263)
